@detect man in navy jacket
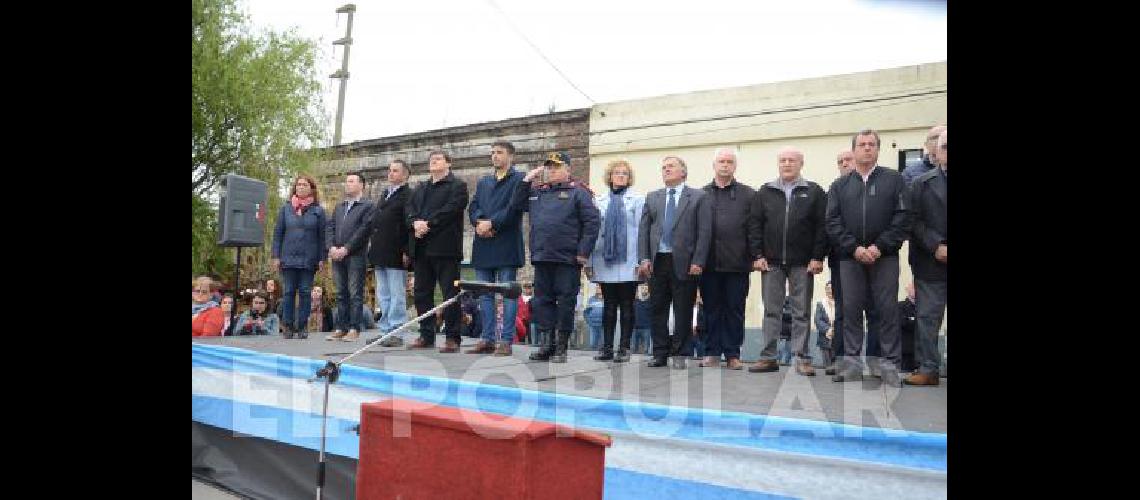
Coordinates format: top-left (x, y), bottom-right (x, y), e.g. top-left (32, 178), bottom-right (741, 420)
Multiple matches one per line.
top-left (325, 172), bottom-right (374, 342)
top-left (517, 152), bottom-right (600, 363)
top-left (466, 141), bottom-right (528, 356)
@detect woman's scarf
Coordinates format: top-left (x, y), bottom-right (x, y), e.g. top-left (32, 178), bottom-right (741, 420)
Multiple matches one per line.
top-left (291, 195), bottom-right (315, 216)
top-left (601, 187), bottom-right (628, 264)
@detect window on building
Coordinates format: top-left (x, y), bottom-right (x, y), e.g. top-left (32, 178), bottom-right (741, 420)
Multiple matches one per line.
top-left (898, 149), bottom-right (924, 173)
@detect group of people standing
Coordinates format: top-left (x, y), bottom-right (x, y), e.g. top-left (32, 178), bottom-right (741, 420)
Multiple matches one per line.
top-left (253, 125), bottom-right (948, 388)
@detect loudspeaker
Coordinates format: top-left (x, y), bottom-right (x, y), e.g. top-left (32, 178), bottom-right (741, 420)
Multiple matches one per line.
top-left (217, 173), bottom-right (268, 247)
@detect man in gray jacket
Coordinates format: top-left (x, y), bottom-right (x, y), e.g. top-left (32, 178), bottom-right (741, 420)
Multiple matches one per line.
top-left (638, 155), bottom-right (712, 369)
top-left (325, 172), bottom-right (374, 342)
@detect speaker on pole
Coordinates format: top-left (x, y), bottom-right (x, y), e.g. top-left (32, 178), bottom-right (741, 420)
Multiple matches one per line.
top-left (217, 173), bottom-right (268, 248)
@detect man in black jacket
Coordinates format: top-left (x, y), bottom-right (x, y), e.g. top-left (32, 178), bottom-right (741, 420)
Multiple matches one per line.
top-left (824, 151), bottom-right (882, 375)
top-left (905, 128), bottom-right (947, 386)
top-left (365, 159), bottom-right (412, 346)
top-left (747, 147), bottom-right (828, 377)
top-left (405, 150), bottom-right (470, 353)
top-left (325, 172), bottom-right (374, 342)
top-left (698, 148), bottom-right (755, 370)
top-left (825, 129), bottom-right (912, 386)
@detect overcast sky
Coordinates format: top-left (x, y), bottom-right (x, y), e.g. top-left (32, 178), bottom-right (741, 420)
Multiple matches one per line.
top-left (239, 0), bottom-right (946, 145)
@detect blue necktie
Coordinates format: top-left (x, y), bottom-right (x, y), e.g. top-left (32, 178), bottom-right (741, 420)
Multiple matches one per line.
top-left (662, 188), bottom-right (677, 247)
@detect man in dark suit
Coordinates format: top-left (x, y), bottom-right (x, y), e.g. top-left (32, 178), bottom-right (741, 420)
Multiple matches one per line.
top-left (325, 172), bottom-right (375, 342)
top-left (905, 128), bottom-right (947, 386)
top-left (638, 155), bottom-right (712, 369)
top-left (405, 150), bottom-right (470, 353)
top-left (365, 159), bottom-right (412, 346)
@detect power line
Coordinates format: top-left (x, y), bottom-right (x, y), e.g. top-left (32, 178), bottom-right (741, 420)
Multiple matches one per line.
top-left (327, 90), bottom-right (944, 166)
top-left (483, 0), bottom-right (596, 105)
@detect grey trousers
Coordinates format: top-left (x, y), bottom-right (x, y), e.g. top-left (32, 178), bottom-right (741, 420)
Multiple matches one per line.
top-left (759, 264), bottom-right (814, 361)
top-left (915, 279), bottom-right (948, 375)
top-left (838, 256), bottom-right (901, 370)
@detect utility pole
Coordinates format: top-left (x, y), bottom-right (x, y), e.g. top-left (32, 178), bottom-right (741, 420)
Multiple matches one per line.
top-left (330, 4), bottom-right (356, 146)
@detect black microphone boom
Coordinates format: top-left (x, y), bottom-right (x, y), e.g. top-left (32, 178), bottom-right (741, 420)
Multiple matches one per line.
top-left (454, 280), bottom-right (523, 299)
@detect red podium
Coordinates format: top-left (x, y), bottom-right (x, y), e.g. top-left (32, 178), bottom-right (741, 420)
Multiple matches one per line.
top-left (357, 398), bottom-right (612, 499)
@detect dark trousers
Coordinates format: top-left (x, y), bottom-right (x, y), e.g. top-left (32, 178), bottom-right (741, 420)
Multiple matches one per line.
top-left (829, 261), bottom-right (880, 362)
top-left (699, 271), bottom-right (749, 359)
top-left (279, 267), bottom-right (315, 330)
top-left (650, 253), bottom-right (697, 360)
top-left (532, 262), bottom-right (582, 334)
top-left (599, 282), bottom-right (637, 351)
top-left (332, 254), bottom-right (367, 332)
top-left (915, 279), bottom-right (948, 375)
top-left (838, 256), bottom-right (901, 370)
top-left (413, 255), bottom-right (462, 343)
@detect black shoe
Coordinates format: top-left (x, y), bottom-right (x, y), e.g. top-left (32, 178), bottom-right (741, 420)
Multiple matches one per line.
top-left (529, 331), bottom-right (555, 361)
top-left (647, 357), bottom-right (668, 368)
top-left (594, 348), bottom-right (614, 361)
top-left (550, 331), bottom-right (570, 363)
top-left (832, 368), bottom-right (863, 383)
top-left (825, 365), bottom-right (837, 376)
top-left (613, 349), bottom-right (630, 363)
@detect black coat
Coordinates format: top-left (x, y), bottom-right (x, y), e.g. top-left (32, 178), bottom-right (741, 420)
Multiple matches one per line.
top-left (367, 184), bottom-right (412, 269)
top-left (326, 198), bottom-right (375, 256)
top-left (749, 180), bottom-right (829, 266)
top-left (908, 168), bottom-right (947, 281)
top-left (702, 180), bottom-right (757, 273)
top-left (825, 166), bottom-right (911, 260)
top-left (405, 173), bottom-right (470, 259)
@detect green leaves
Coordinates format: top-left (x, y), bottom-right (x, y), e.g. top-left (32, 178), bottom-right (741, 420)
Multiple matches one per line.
top-left (192, 0), bottom-right (328, 279)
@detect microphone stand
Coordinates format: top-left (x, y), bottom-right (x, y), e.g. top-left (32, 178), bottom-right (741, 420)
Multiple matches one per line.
top-left (308, 289), bottom-right (470, 500)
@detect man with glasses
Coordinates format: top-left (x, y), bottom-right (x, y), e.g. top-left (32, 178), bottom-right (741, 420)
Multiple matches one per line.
top-left (905, 128), bottom-right (947, 386)
top-left (825, 129), bottom-right (911, 387)
top-left (903, 125), bottom-right (947, 186)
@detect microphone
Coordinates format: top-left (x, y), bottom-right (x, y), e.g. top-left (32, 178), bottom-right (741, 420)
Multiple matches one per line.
top-left (454, 280), bottom-right (522, 299)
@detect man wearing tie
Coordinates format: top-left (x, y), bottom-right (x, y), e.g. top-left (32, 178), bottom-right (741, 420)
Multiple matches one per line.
top-left (638, 156), bottom-right (712, 369)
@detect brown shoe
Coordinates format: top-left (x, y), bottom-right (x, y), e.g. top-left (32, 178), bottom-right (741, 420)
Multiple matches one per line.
top-left (698, 356), bottom-right (719, 368)
top-left (493, 343), bottom-right (513, 356)
top-left (464, 340), bottom-right (496, 354)
top-left (903, 372), bottom-right (940, 386)
top-left (747, 359), bottom-right (780, 373)
top-left (408, 337), bottom-right (435, 349)
top-left (439, 339), bottom-right (460, 353)
top-left (341, 329), bottom-right (360, 342)
top-left (795, 360), bottom-right (816, 376)
top-left (325, 330), bottom-right (346, 341)
top-left (725, 358), bottom-right (744, 370)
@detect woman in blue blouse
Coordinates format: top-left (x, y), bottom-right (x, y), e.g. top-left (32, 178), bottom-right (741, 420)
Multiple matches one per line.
top-left (271, 174), bottom-right (328, 338)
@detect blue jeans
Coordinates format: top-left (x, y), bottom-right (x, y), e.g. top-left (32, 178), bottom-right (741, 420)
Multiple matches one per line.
top-left (332, 254), bottom-right (367, 332)
top-left (279, 267), bottom-right (315, 330)
top-left (587, 323), bottom-right (603, 349)
top-left (374, 267), bottom-right (408, 333)
top-left (631, 328), bottom-right (651, 354)
top-left (474, 267), bottom-right (519, 345)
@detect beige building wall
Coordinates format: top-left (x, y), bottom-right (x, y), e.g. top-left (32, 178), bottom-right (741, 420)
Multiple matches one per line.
top-left (586, 62), bottom-right (946, 332)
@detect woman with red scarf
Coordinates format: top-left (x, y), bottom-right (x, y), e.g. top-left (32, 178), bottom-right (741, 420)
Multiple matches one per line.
top-left (271, 174), bottom-right (328, 339)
